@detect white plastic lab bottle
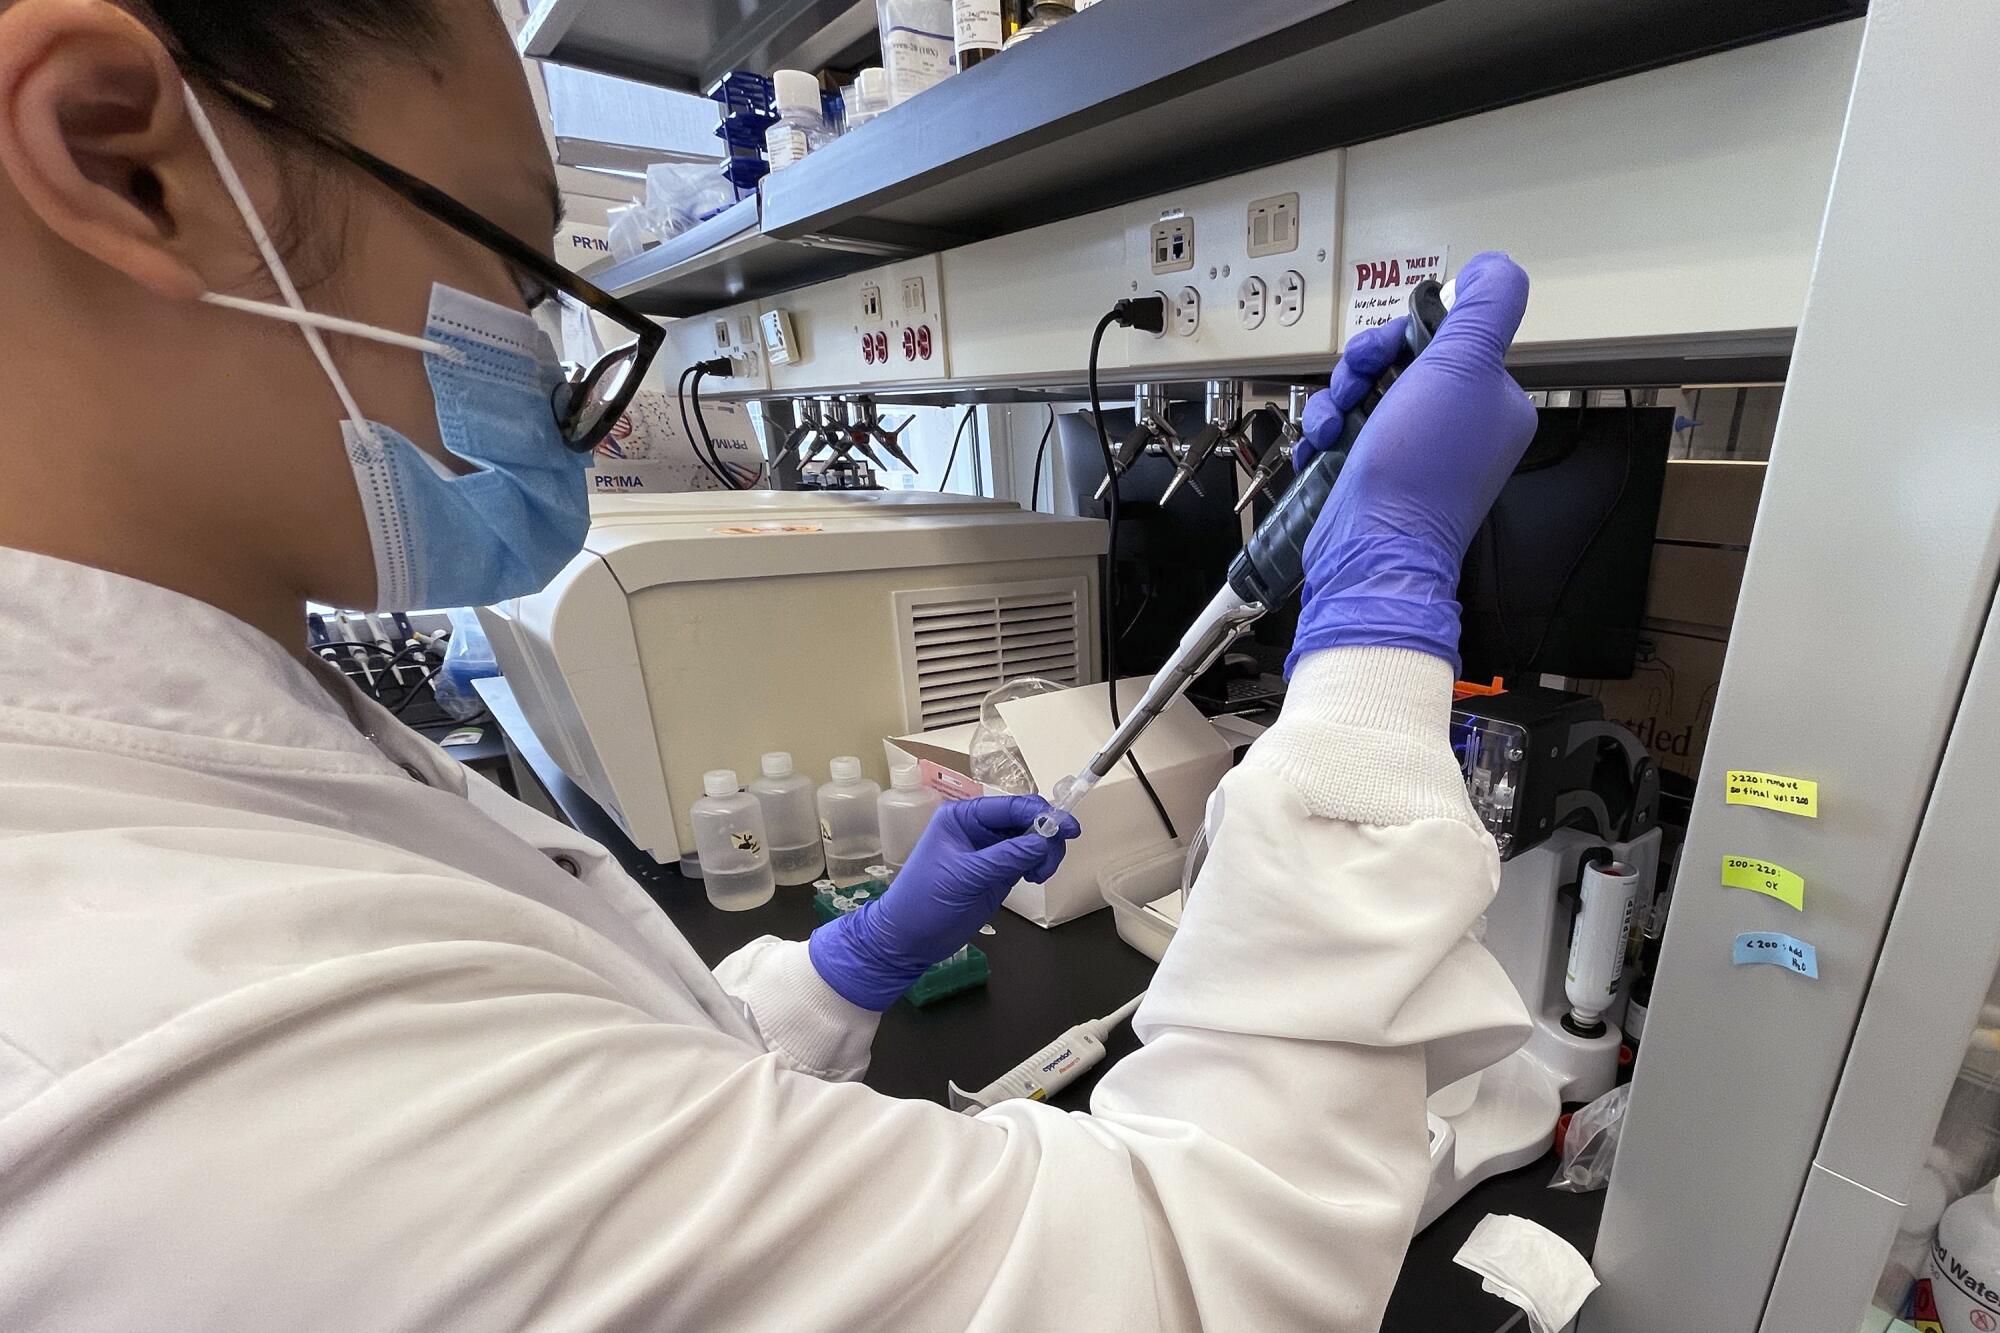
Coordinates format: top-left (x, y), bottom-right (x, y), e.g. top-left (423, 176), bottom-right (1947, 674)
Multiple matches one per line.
top-left (1926, 1176), bottom-right (2000, 1331)
top-left (749, 751), bottom-right (824, 886)
top-left (878, 763), bottom-right (943, 871)
top-left (817, 757), bottom-right (883, 887)
top-left (765, 70), bottom-right (826, 171)
top-left (689, 770), bottom-right (776, 911)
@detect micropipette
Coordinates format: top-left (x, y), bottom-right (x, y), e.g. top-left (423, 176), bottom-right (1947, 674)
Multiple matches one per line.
top-left (1033, 277), bottom-right (1454, 838)
top-left (947, 994), bottom-right (1146, 1113)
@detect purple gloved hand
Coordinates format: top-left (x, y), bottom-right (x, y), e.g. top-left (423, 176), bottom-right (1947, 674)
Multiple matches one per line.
top-left (808, 795), bottom-right (1080, 1011)
top-left (1288, 251), bottom-right (1539, 673)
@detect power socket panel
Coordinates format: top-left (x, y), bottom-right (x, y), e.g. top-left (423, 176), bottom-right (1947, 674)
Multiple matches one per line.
top-left (1237, 275), bottom-right (1269, 330)
top-left (1276, 270), bottom-right (1306, 326)
top-left (1172, 286), bottom-right (1201, 336)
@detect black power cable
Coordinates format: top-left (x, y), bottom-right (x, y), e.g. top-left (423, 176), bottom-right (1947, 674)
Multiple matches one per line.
top-left (678, 365), bottom-right (731, 489)
top-left (1028, 404), bottom-right (1057, 511)
top-left (689, 360), bottom-right (741, 489)
top-left (937, 405), bottom-right (976, 491)
top-left (1087, 300), bottom-right (1177, 841)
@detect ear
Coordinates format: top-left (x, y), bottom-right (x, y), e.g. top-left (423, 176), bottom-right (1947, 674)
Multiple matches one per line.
top-left (0, 0), bottom-right (211, 299)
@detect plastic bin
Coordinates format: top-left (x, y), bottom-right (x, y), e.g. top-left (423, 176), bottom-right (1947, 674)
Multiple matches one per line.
top-left (705, 71), bottom-right (776, 122)
top-left (1098, 839), bottom-right (1188, 963)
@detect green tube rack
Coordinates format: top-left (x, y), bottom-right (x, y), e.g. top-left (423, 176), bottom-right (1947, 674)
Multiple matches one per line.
top-left (812, 870), bottom-right (990, 1008)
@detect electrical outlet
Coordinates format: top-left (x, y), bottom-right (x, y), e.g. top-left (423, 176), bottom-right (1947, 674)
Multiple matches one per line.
top-left (900, 276), bottom-right (927, 313)
top-left (1276, 270), bottom-right (1306, 326)
top-left (1149, 213), bottom-right (1194, 274)
top-left (860, 284), bottom-right (883, 323)
top-left (737, 314), bottom-right (757, 345)
top-left (1246, 192), bottom-right (1301, 258)
top-left (1237, 275), bottom-right (1268, 330)
top-left (713, 319), bottom-right (732, 350)
top-left (1172, 286), bottom-right (1201, 336)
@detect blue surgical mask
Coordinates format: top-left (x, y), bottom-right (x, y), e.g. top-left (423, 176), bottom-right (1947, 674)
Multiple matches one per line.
top-left (181, 83), bottom-right (589, 611)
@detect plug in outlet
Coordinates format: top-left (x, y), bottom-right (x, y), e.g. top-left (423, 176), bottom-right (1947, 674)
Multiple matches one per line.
top-left (1237, 275), bottom-right (1268, 330)
top-left (1172, 286), bottom-right (1200, 336)
top-left (860, 284), bottom-right (883, 323)
top-left (900, 277), bottom-right (927, 314)
top-left (1149, 213), bottom-right (1194, 274)
top-left (1276, 270), bottom-right (1306, 326)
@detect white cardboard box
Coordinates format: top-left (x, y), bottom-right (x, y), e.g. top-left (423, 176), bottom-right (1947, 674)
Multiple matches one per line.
top-left (887, 679), bottom-right (1232, 926)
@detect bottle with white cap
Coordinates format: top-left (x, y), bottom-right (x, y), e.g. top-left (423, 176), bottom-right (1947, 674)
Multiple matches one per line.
top-left (842, 68), bottom-right (891, 131)
top-left (816, 757), bottom-right (883, 887)
top-left (877, 763), bottom-right (943, 871)
top-left (1926, 1174), bottom-right (2000, 1332)
top-left (764, 70), bottom-right (827, 171)
top-left (748, 752), bottom-right (824, 886)
top-left (689, 770), bottom-right (776, 911)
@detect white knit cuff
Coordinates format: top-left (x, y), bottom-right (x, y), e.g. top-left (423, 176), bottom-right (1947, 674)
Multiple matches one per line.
top-left (1247, 647), bottom-right (1483, 832)
top-left (713, 939), bottom-right (880, 1081)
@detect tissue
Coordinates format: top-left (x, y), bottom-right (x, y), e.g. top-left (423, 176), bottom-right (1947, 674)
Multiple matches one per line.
top-left (1453, 1213), bottom-right (1600, 1333)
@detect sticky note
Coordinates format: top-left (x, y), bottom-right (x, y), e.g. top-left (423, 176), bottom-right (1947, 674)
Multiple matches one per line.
top-left (1723, 855), bottom-right (1806, 910)
top-left (1725, 770), bottom-right (1819, 817)
top-left (1733, 931), bottom-right (1818, 978)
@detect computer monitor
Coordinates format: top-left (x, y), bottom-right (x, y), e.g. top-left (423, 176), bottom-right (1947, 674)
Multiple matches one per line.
top-left (1457, 404), bottom-right (1673, 682)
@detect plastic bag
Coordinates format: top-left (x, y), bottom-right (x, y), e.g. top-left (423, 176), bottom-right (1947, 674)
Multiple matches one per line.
top-left (643, 162), bottom-right (734, 239)
top-left (432, 609), bottom-right (500, 722)
top-left (605, 203), bottom-right (656, 263)
top-left (1549, 1083), bottom-right (1631, 1193)
top-left (968, 677), bottom-right (1067, 794)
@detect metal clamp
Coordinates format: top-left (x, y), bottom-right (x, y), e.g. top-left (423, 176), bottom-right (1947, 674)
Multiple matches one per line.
top-left (1094, 384), bottom-right (1181, 500)
top-left (1233, 384), bottom-right (1309, 514)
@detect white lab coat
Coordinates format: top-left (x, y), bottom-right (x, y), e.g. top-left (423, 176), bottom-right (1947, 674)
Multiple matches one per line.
top-left (0, 545), bottom-right (1529, 1331)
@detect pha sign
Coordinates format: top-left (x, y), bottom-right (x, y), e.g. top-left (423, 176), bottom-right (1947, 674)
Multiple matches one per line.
top-left (1343, 247), bottom-right (1449, 343)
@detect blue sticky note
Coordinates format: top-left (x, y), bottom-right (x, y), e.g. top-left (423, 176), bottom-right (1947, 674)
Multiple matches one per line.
top-left (1733, 931), bottom-right (1819, 979)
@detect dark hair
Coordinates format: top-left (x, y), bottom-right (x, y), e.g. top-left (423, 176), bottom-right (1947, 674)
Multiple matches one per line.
top-left (145, 1), bottom-right (448, 132)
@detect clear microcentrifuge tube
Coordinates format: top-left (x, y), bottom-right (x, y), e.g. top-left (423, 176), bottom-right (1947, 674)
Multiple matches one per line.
top-left (1032, 771), bottom-right (1098, 838)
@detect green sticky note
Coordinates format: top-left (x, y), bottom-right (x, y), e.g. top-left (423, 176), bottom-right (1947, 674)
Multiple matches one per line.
top-left (1723, 855), bottom-right (1805, 910)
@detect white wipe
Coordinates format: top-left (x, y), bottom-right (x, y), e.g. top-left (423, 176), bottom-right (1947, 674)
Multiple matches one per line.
top-left (1453, 1213), bottom-right (1599, 1333)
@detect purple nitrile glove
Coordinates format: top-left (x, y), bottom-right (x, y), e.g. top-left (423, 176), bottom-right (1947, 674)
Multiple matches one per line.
top-left (808, 795), bottom-right (1080, 1011)
top-left (1288, 251), bottom-right (1539, 674)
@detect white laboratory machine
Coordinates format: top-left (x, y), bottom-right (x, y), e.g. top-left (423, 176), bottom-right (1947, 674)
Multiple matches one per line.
top-left (479, 491), bottom-right (1102, 871)
top-left (1406, 683), bottom-right (1658, 1227)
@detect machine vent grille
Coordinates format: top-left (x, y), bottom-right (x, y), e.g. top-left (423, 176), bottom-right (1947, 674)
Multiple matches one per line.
top-left (895, 577), bottom-right (1092, 732)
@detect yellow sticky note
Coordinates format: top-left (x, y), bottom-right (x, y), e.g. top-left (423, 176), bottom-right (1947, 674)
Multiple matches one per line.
top-left (1725, 770), bottom-right (1819, 817)
top-left (1723, 855), bottom-right (1806, 910)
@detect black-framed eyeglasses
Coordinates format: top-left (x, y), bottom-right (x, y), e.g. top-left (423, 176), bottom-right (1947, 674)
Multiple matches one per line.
top-left (196, 69), bottom-right (663, 454)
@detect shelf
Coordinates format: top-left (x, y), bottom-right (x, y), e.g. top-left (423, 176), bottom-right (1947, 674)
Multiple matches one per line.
top-left (520, 0), bottom-right (881, 93)
top-left (563, 0), bottom-right (1864, 317)
top-left (584, 198), bottom-right (907, 317)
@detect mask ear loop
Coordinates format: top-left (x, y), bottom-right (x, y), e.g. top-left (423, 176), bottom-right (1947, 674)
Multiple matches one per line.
top-left (179, 84), bottom-right (463, 434)
top-left (200, 291), bottom-right (462, 361)
top-left (180, 83), bottom-right (372, 438)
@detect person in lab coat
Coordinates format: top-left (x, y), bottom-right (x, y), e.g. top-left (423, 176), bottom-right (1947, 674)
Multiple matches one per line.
top-left (0, 0), bottom-right (1541, 1325)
